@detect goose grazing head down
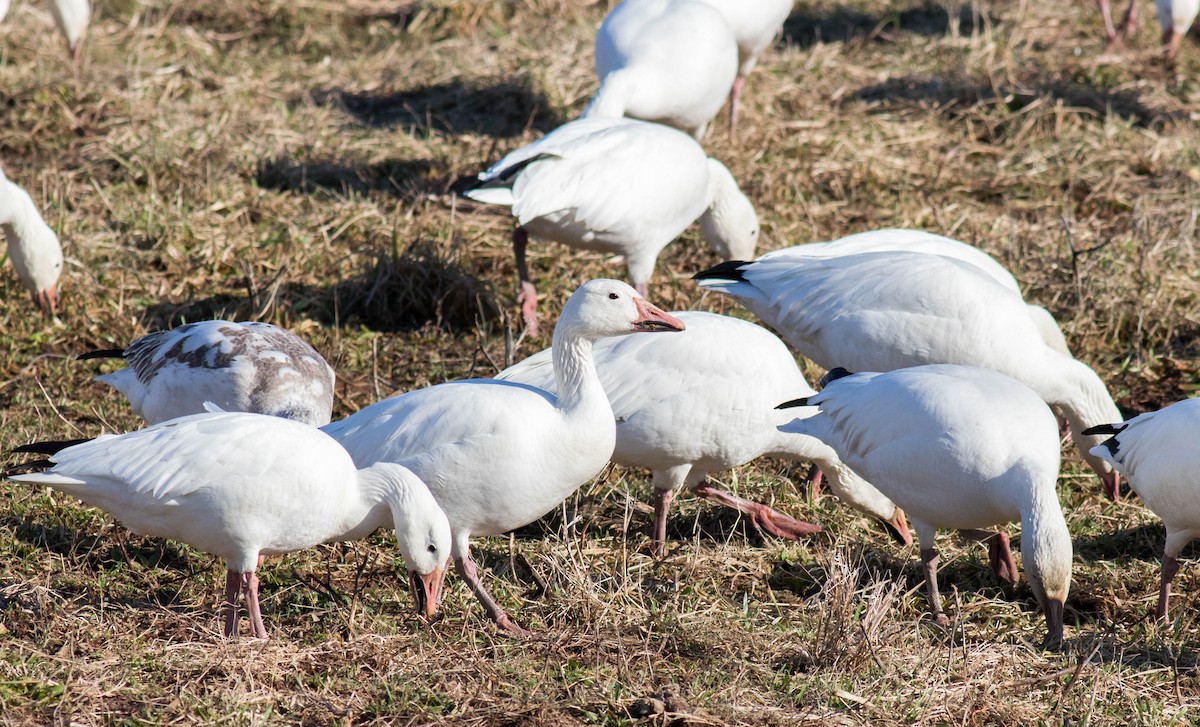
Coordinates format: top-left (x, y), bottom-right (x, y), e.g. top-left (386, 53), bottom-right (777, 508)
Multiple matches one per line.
top-left (5, 412), bottom-right (451, 638)
top-left (697, 159), bottom-right (759, 262)
top-left (49, 0), bottom-right (90, 64)
top-left (0, 166), bottom-right (64, 316)
top-left (323, 279), bottom-right (684, 634)
top-left (778, 365), bottom-right (1072, 647)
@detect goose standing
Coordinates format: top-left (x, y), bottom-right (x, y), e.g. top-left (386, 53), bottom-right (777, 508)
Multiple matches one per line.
top-left (6, 412), bottom-right (452, 639)
top-left (779, 365), bottom-right (1071, 646)
top-left (322, 280), bottom-right (685, 633)
top-left (497, 310), bottom-right (910, 556)
top-left (1, 165), bottom-right (63, 316)
top-left (693, 0), bottom-right (793, 137)
top-left (81, 321), bottom-right (336, 426)
top-left (0, 0), bottom-right (89, 62)
top-left (585, 0), bottom-right (738, 139)
top-left (465, 117), bottom-right (758, 335)
top-left (1096, 0), bottom-right (1197, 59)
top-left (1086, 399), bottom-right (1200, 621)
top-left (695, 248), bottom-right (1123, 499)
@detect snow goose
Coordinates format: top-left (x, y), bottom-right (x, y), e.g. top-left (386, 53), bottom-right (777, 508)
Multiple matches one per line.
top-left (1157, 0), bottom-right (1199, 59)
top-left (6, 412), bottom-right (451, 639)
top-left (465, 117), bottom-right (758, 335)
top-left (585, 0), bottom-right (738, 139)
top-left (779, 365), bottom-right (1071, 646)
top-left (1086, 399), bottom-right (1200, 621)
top-left (695, 248), bottom-right (1124, 499)
top-left (497, 310), bottom-right (910, 556)
top-left (322, 279), bottom-right (685, 634)
top-left (81, 320), bottom-right (336, 426)
top-left (762, 228), bottom-right (1070, 355)
top-left (1, 165), bottom-right (63, 316)
top-left (693, 0), bottom-right (793, 137)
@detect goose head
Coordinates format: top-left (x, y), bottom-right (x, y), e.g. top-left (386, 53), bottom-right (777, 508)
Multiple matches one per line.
top-left (0, 173), bottom-right (64, 316)
top-left (374, 463), bottom-right (452, 619)
top-left (554, 279), bottom-right (686, 342)
top-left (698, 158), bottom-right (759, 262)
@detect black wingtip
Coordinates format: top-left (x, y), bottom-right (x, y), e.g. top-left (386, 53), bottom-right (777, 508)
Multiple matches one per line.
top-left (77, 348), bottom-right (127, 361)
top-left (692, 260), bottom-right (751, 282)
top-left (4, 459), bottom-right (53, 477)
top-left (1081, 423), bottom-right (1122, 437)
top-left (776, 397), bottom-right (811, 410)
top-left (818, 367), bottom-right (855, 388)
top-left (10, 438), bottom-right (92, 457)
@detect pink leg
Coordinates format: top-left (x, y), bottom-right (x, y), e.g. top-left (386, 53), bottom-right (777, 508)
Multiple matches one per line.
top-left (651, 488), bottom-right (675, 559)
top-left (223, 570), bottom-right (241, 638)
top-left (1043, 598), bottom-right (1064, 649)
top-left (1155, 553), bottom-right (1180, 622)
top-left (808, 467), bottom-right (824, 500)
top-left (512, 227), bottom-right (539, 335)
top-left (728, 74), bottom-right (745, 140)
top-left (1120, 0), bottom-right (1138, 35)
top-left (1097, 0), bottom-right (1120, 46)
top-left (692, 482), bottom-right (821, 540)
top-left (961, 529), bottom-right (1019, 585)
top-left (921, 548), bottom-right (950, 626)
top-left (1164, 29), bottom-right (1184, 61)
top-left (242, 572), bottom-right (269, 640)
top-left (454, 554), bottom-right (530, 636)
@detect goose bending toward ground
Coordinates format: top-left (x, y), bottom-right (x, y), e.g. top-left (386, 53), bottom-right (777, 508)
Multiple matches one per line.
top-left (585, 0), bottom-right (738, 139)
top-left (1, 165), bottom-right (63, 316)
top-left (694, 0), bottom-right (793, 137)
top-left (779, 365), bottom-right (1071, 646)
top-left (6, 412), bottom-right (451, 639)
top-left (466, 117), bottom-right (758, 335)
top-left (1097, 0), bottom-right (1197, 59)
top-left (323, 280), bottom-right (686, 633)
top-left (1086, 399), bottom-right (1200, 621)
top-left (497, 310), bottom-right (910, 556)
top-left (694, 248), bottom-right (1123, 499)
top-left (0, 0), bottom-right (89, 62)
top-left (82, 321), bottom-right (336, 426)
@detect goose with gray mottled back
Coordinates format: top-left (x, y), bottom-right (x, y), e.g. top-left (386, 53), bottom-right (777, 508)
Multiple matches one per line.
top-left (0, 165), bottom-right (63, 316)
top-left (695, 247), bottom-right (1123, 499)
top-left (779, 364), bottom-right (1071, 646)
top-left (1086, 398), bottom-right (1200, 621)
top-left (323, 280), bottom-right (685, 634)
top-left (497, 310), bottom-right (910, 556)
top-left (82, 320), bottom-right (336, 427)
top-left (6, 412), bottom-right (451, 639)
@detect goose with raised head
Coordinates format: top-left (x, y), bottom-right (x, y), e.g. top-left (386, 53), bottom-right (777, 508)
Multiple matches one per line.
top-left (695, 248), bottom-right (1123, 499)
top-left (81, 320), bottom-right (336, 427)
top-left (322, 280), bottom-right (686, 634)
top-left (497, 310), bottom-right (910, 556)
top-left (466, 117), bottom-right (757, 335)
top-left (6, 412), bottom-right (451, 639)
top-left (778, 364), bottom-right (1072, 647)
top-left (1086, 399), bottom-right (1200, 621)
top-left (693, 0), bottom-right (793, 137)
top-left (0, 165), bottom-right (63, 316)
top-left (585, 0), bottom-right (738, 139)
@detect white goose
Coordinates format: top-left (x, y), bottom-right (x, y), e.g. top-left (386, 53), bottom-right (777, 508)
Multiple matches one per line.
top-left (693, 0), bottom-right (793, 137)
top-left (1086, 399), bottom-right (1200, 621)
top-left (6, 412), bottom-right (451, 639)
top-left (0, 0), bottom-right (89, 63)
top-left (465, 117), bottom-right (758, 335)
top-left (322, 280), bottom-right (685, 634)
top-left (779, 365), bottom-right (1071, 646)
top-left (82, 321), bottom-right (336, 427)
top-left (585, 0), bottom-right (738, 139)
top-left (1097, 0), bottom-right (1197, 59)
top-left (1, 165), bottom-right (63, 316)
top-left (695, 247), bottom-right (1124, 499)
top-left (497, 310), bottom-right (910, 556)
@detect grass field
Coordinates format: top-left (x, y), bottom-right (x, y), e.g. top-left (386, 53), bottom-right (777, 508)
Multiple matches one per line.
top-left (2, 0), bottom-right (1200, 723)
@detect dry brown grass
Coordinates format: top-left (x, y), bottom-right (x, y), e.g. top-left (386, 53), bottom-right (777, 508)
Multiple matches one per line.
top-left (2, 0), bottom-right (1200, 723)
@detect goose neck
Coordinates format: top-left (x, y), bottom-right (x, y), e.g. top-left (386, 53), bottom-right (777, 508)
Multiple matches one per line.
top-left (551, 327), bottom-right (602, 411)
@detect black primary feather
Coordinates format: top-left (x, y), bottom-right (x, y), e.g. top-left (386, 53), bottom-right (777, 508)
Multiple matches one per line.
top-left (776, 397), bottom-right (811, 410)
top-left (691, 260), bottom-right (750, 282)
top-left (77, 348), bottom-right (127, 361)
top-left (10, 438), bottom-right (93, 456)
top-left (4, 459), bottom-right (54, 477)
top-left (467, 153), bottom-right (556, 193)
top-left (818, 367), bottom-right (855, 388)
top-left (1082, 422), bottom-right (1126, 456)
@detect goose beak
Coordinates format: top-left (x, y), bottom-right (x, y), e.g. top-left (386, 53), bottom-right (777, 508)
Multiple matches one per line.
top-left (1100, 472), bottom-right (1121, 502)
top-left (32, 286), bottom-right (58, 317)
top-left (409, 566), bottom-right (446, 619)
top-left (882, 508), bottom-right (913, 546)
top-left (632, 298), bottom-right (685, 332)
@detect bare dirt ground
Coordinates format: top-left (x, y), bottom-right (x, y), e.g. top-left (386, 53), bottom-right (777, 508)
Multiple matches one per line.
top-left (1, 0), bottom-right (1199, 723)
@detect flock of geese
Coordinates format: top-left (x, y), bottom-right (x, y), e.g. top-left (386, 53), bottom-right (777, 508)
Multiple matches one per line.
top-left (1, 0), bottom-right (1197, 650)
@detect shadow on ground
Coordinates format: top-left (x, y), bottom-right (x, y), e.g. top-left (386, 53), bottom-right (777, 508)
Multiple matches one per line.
top-left (254, 156), bottom-right (476, 200)
top-left (782, 1), bottom-right (996, 47)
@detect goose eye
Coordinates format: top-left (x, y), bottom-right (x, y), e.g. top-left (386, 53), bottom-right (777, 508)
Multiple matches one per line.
top-left (426, 544), bottom-right (437, 553)
top-left (608, 293), bottom-right (619, 300)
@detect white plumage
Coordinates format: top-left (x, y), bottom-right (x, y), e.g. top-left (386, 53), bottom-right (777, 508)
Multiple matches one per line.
top-left (466, 117), bottom-right (758, 334)
top-left (695, 244), bottom-right (1123, 498)
top-left (0, 165), bottom-right (63, 316)
top-left (84, 320), bottom-right (336, 427)
top-left (585, 0), bottom-right (738, 139)
top-left (322, 279), bottom-right (686, 633)
top-left (7, 412), bottom-right (451, 639)
top-left (1, 0), bottom-right (89, 62)
top-left (1087, 398), bottom-right (1200, 621)
top-left (779, 364), bottom-right (1071, 645)
top-left (1157, 0), bottom-right (1199, 59)
top-left (497, 310), bottom-right (910, 556)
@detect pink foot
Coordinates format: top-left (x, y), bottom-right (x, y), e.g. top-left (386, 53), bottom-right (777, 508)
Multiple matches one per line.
top-left (518, 281), bottom-right (539, 336)
top-left (693, 483), bottom-right (821, 540)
